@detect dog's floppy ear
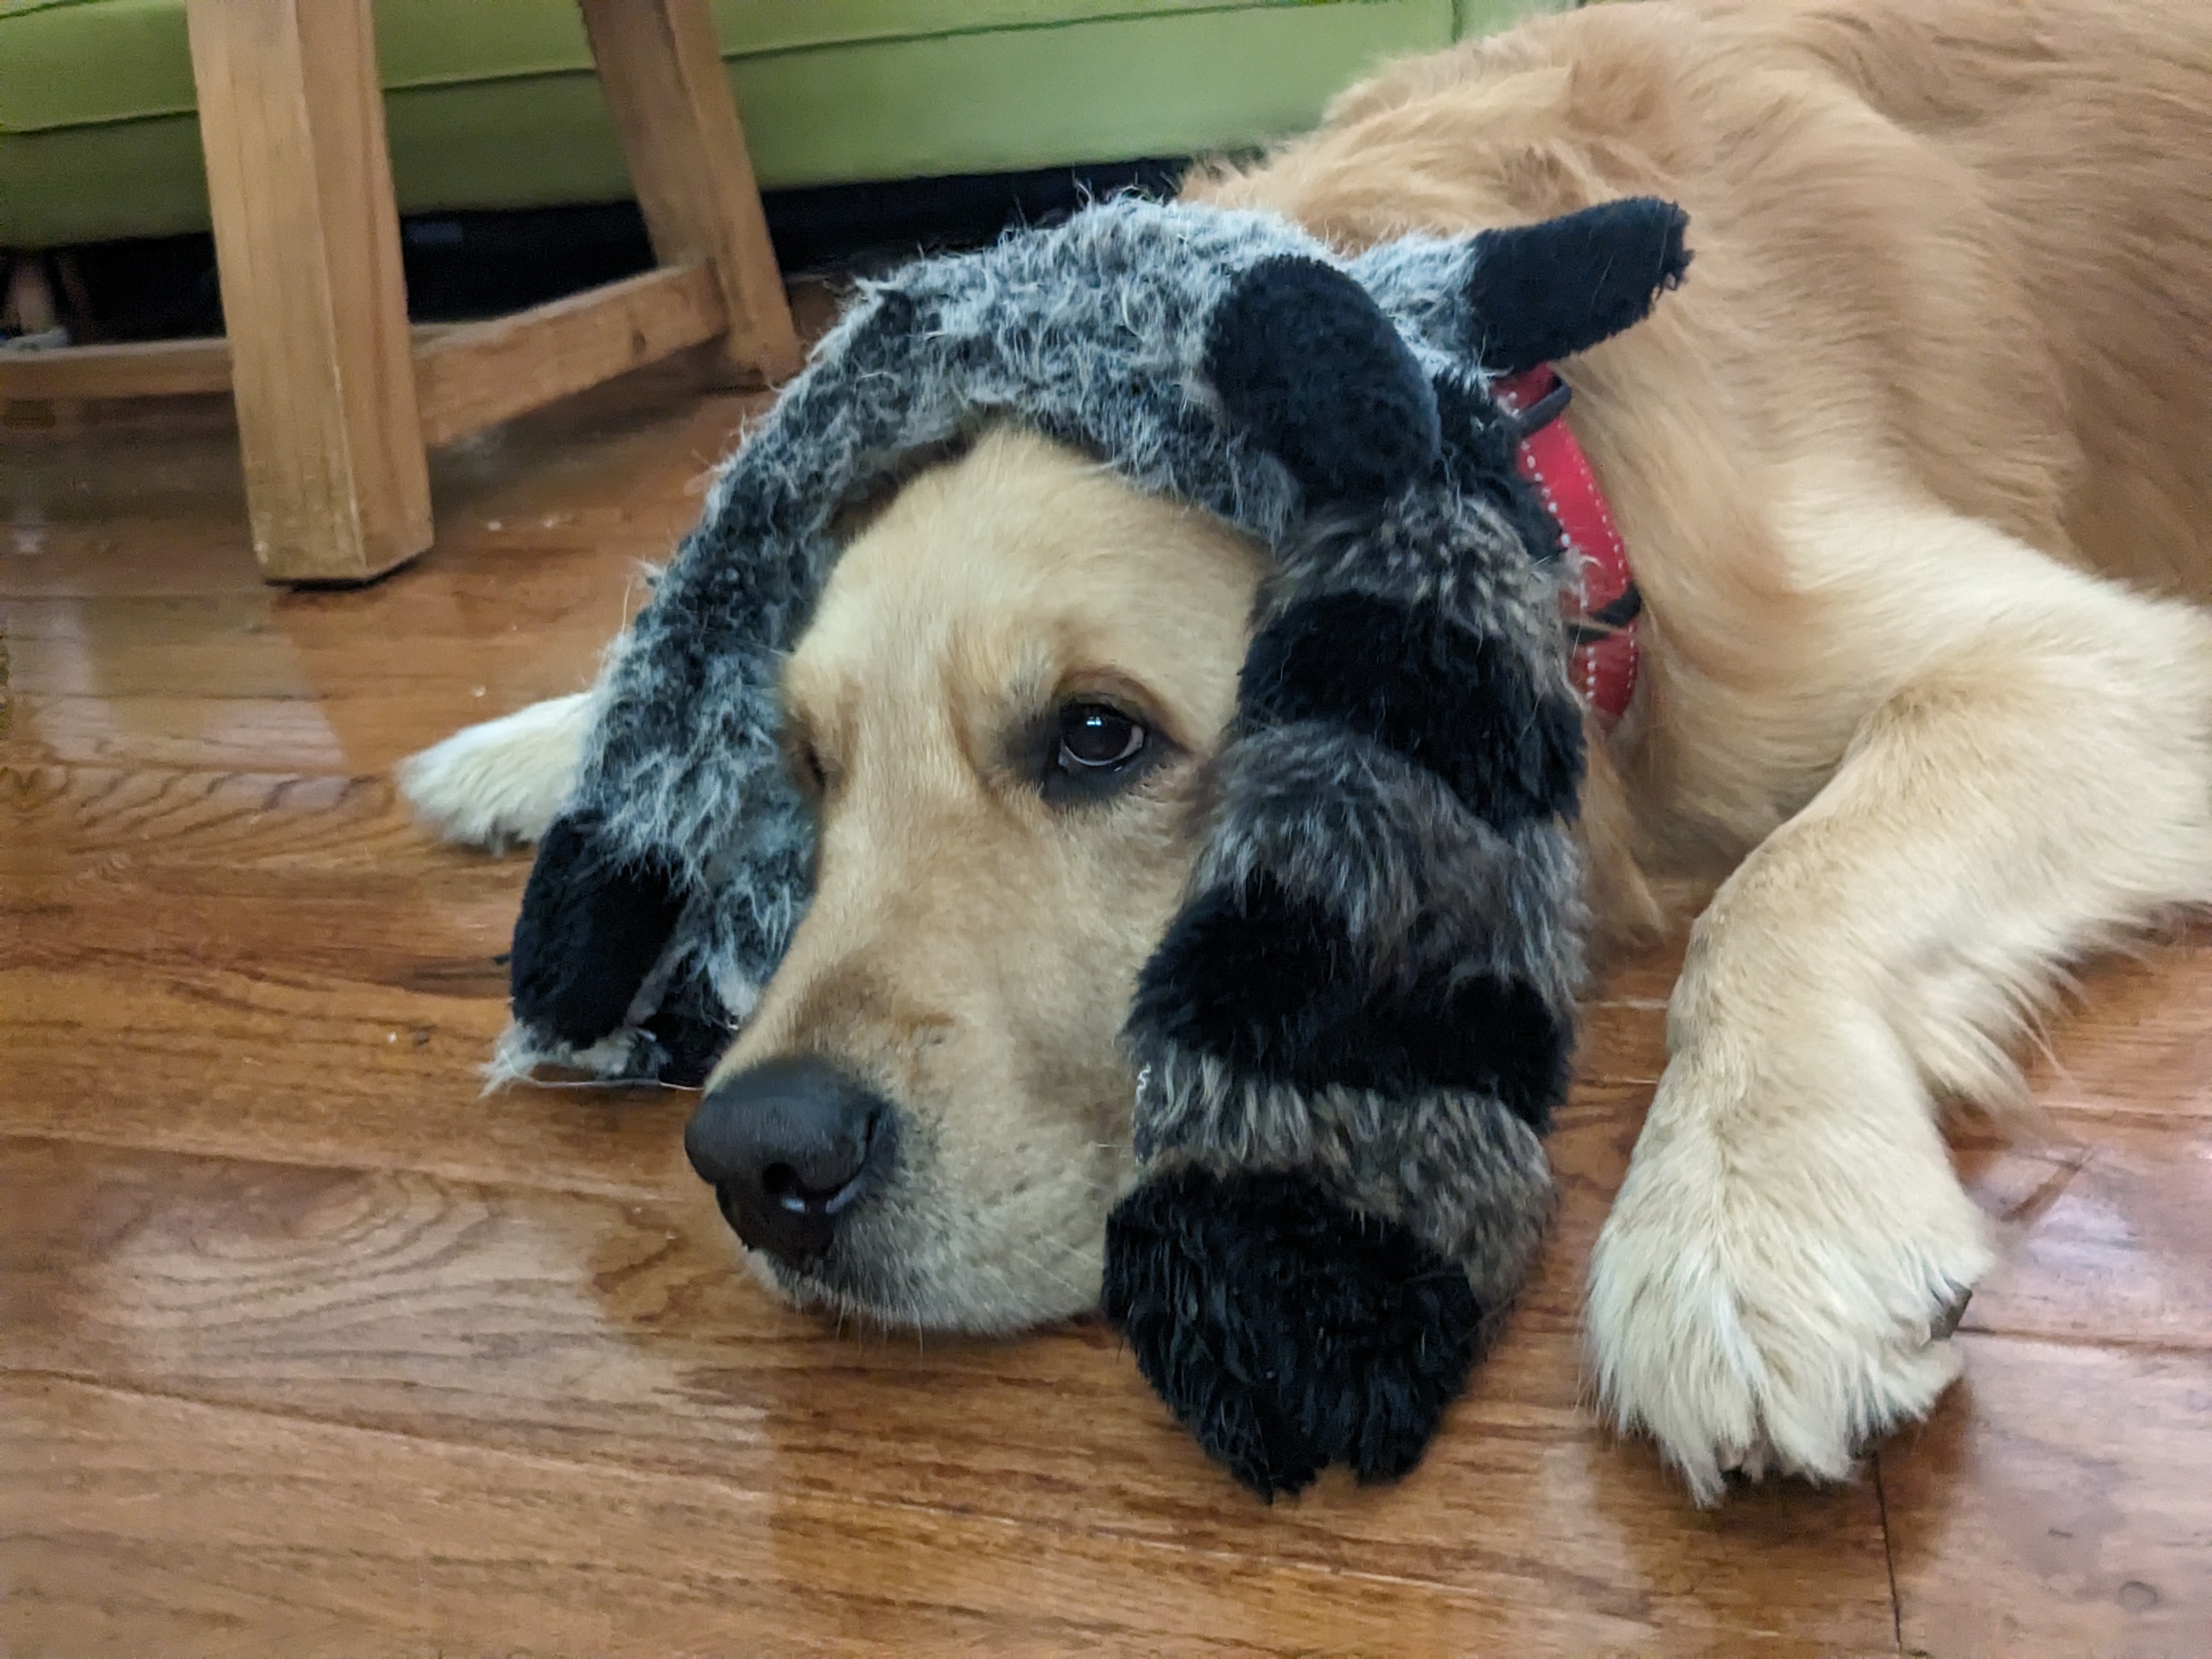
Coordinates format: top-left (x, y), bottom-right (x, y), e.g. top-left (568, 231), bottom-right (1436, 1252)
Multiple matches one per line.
top-left (510, 810), bottom-right (686, 1049)
top-left (1204, 255), bottom-right (1441, 502)
top-left (1462, 197), bottom-right (1691, 374)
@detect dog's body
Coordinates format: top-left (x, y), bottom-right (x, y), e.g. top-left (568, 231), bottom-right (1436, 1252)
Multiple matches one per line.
top-left (403, 0), bottom-right (2212, 1502)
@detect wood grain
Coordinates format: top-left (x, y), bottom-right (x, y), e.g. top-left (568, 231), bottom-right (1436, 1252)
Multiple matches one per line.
top-left (0, 336), bottom-right (235, 403)
top-left (1880, 1338), bottom-right (2212, 1655)
top-left (415, 264), bottom-right (728, 449)
top-left (0, 1132), bottom-right (1897, 1657)
top-left (5, 366), bottom-right (2208, 1655)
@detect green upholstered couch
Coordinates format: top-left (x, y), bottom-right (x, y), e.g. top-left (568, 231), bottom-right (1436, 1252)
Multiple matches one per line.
top-left (0, 0), bottom-right (1564, 251)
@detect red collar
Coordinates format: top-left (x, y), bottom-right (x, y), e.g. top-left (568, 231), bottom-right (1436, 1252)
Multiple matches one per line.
top-left (1489, 366), bottom-right (1640, 729)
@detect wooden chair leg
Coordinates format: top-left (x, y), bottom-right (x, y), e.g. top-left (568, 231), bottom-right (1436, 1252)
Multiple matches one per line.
top-left (185, 0), bottom-right (432, 584)
top-left (579, 0), bottom-right (803, 388)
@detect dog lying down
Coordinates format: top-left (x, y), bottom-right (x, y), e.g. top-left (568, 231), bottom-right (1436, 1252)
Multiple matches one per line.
top-left (402, 0), bottom-right (2212, 1504)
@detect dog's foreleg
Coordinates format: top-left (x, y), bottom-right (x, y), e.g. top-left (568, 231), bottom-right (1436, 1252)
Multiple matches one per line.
top-left (396, 691), bottom-right (596, 851)
top-left (1588, 512), bottom-right (2212, 1503)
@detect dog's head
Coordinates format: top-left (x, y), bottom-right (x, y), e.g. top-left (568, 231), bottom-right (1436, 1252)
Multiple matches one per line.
top-left (689, 424), bottom-right (1267, 1329)
top-left (504, 197), bottom-right (1689, 1492)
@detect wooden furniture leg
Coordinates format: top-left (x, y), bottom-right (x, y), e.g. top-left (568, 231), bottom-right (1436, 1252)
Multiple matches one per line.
top-left (580, 0), bottom-right (803, 387)
top-left (1, 0), bottom-right (799, 584)
top-left (184, 0), bottom-right (433, 583)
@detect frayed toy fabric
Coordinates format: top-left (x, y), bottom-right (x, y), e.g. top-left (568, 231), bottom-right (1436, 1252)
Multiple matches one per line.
top-left (502, 193), bottom-right (1690, 1494)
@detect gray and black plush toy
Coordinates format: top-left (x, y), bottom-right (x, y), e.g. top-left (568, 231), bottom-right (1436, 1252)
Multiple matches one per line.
top-left (504, 195), bottom-right (1690, 1496)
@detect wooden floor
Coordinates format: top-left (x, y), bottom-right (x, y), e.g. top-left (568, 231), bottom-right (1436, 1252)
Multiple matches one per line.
top-left (4, 369), bottom-right (2209, 1658)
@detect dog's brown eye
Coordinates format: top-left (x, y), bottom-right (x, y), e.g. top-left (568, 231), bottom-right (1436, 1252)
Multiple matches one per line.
top-left (1028, 696), bottom-right (1168, 808)
top-left (1058, 703), bottom-right (1146, 771)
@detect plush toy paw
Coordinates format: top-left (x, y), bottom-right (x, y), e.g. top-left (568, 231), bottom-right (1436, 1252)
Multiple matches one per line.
top-left (1102, 1164), bottom-right (1488, 1498)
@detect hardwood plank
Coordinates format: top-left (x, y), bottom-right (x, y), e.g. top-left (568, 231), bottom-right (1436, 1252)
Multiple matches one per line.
top-left (3, 557), bottom-right (661, 777)
top-left (1953, 1118), bottom-right (2212, 1348)
top-left (9, 690), bottom-right (504, 776)
top-left (1881, 1336), bottom-right (2212, 1656)
top-left (1577, 984), bottom-right (1673, 1086)
top-left (1, 586), bottom-right (631, 652)
top-left (5, 766), bottom-right (460, 870)
top-left (1, 961), bottom-right (663, 1199)
top-left (5, 874), bottom-right (522, 974)
top-left (5, 622), bottom-right (612, 701)
top-left (0, 964), bottom-right (1650, 1297)
top-left (1, 376), bottom-right (762, 601)
top-left (24, 827), bottom-right (2196, 1367)
top-left (415, 264), bottom-right (728, 449)
top-left (0, 1144), bottom-right (1899, 1657)
top-left (0, 1378), bottom-right (1389, 1658)
top-left (184, 0), bottom-right (432, 582)
top-left (0, 518), bottom-right (666, 603)
top-left (2, 386), bottom-right (763, 620)
top-left (2, 467), bottom-right (653, 773)
top-left (0, 765), bottom-right (617, 1198)
top-left (2021, 934), bottom-right (2212, 1122)
top-left (13, 686), bottom-right (585, 776)
top-left (2, 784), bottom-right (1888, 1654)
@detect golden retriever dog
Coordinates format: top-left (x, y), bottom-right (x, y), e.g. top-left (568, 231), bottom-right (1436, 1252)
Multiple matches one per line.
top-left (403, 0), bottom-right (2212, 1502)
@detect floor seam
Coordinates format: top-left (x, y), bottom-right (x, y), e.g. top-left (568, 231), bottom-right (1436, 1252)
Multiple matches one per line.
top-left (1951, 1325), bottom-right (2212, 1355)
top-left (1872, 1449), bottom-right (1906, 1656)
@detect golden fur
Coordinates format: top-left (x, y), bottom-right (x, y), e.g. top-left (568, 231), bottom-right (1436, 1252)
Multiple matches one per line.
top-left (404, 0), bottom-right (2212, 1502)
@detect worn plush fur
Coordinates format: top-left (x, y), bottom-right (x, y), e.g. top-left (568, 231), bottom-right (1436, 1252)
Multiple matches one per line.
top-left (404, 0), bottom-right (2212, 1505)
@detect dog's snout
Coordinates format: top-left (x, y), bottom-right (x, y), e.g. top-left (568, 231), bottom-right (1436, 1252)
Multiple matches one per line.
top-left (684, 1058), bottom-right (892, 1265)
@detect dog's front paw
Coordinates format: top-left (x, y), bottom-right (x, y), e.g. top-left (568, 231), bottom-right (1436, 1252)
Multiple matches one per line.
top-left (1585, 1093), bottom-right (1991, 1504)
top-left (1102, 1165), bottom-right (1487, 1498)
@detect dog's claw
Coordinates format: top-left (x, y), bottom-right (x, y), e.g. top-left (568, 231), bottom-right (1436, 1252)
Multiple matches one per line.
top-left (1931, 1286), bottom-right (1973, 1341)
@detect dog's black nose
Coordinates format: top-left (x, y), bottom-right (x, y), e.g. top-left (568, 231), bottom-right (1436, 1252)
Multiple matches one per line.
top-left (684, 1058), bottom-right (891, 1265)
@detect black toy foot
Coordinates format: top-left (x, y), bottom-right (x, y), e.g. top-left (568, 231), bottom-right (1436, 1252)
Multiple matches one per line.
top-left (1102, 1164), bottom-right (1487, 1499)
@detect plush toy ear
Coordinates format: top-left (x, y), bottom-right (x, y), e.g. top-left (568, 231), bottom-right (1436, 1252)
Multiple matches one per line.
top-left (1205, 255), bottom-right (1441, 502)
top-left (1463, 197), bottom-right (1691, 374)
top-left (510, 810), bottom-right (687, 1049)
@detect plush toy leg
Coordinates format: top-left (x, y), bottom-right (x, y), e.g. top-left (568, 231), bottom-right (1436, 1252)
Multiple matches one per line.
top-left (1104, 1160), bottom-right (1544, 1498)
top-left (1109, 592), bottom-right (1578, 1496)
